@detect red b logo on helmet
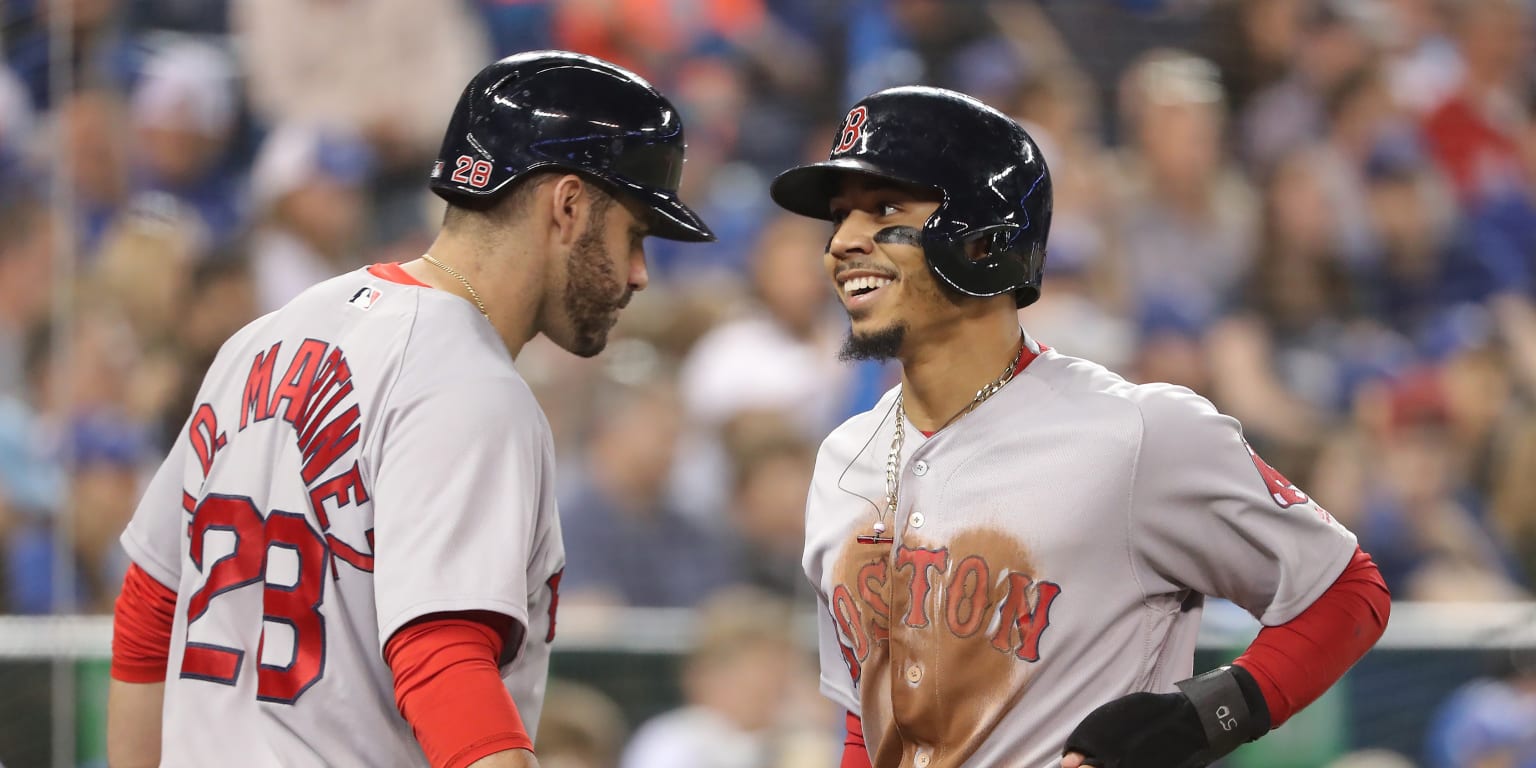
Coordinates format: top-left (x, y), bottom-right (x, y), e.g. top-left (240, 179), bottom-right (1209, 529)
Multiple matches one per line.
top-left (835, 106), bottom-right (869, 154)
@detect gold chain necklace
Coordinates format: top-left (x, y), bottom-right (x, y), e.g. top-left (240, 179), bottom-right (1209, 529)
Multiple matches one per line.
top-left (421, 254), bottom-right (488, 318)
top-left (871, 337), bottom-right (1025, 540)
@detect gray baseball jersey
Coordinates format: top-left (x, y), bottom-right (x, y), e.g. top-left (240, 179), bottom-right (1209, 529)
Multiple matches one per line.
top-left (802, 333), bottom-right (1357, 768)
top-left (120, 264), bottom-right (565, 766)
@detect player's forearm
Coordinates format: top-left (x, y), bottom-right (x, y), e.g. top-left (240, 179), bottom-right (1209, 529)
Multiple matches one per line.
top-left (1233, 546), bottom-right (1391, 727)
top-left (386, 613), bottom-right (534, 768)
top-left (467, 749), bottom-right (539, 768)
top-left (106, 680), bottom-right (164, 768)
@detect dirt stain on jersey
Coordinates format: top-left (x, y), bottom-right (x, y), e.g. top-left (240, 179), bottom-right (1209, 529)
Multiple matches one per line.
top-left (829, 525), bottom-right (1062, 768)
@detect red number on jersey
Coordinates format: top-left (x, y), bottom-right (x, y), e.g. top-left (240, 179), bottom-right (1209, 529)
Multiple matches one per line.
top-left (180, 494), bottom-right (328, 704)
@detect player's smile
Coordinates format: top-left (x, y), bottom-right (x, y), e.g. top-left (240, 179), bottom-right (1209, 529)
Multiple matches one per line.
top-left (836, 267), bottom-right (899, 315)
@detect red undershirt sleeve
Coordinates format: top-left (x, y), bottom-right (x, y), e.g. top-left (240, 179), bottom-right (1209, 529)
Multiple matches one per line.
top-left (384, 611), bottom-right (534, 768)
top-left (1233, 547), bottom-right (1390, 728)
top-left (842, 711), bottom-right (874, 768)
top-left (111, 563), bottom-right (179, 683)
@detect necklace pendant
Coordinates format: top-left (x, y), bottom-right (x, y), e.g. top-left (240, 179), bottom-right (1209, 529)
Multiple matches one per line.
top-left (856, 520), bottom-right (893, 545)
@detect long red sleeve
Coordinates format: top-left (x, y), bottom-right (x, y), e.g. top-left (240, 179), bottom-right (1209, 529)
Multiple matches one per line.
top-left (1233, 547), bottom-right (1390, 728)
top-left (385, 612), bottom-right (533, 768)
top-left (111, 563), bottom-right (179, 683)
top-left (842, 711), bottom-right (874, 768)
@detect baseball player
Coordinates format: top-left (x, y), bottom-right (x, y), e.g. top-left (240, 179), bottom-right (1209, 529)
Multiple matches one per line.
top-left (770, 87), bottom-right (1391, 768)
top-left (105, 51), bottom-right (714, 768)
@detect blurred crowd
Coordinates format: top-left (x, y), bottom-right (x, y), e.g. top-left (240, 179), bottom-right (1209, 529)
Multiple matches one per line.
top-left (2, 0), bottom-right (1536, 765)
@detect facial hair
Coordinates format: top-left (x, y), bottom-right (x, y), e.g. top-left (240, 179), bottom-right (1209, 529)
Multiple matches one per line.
top-left (839, 323), bottom-right (906, 362)
top-left (562, 216), bottom-right (628, 358)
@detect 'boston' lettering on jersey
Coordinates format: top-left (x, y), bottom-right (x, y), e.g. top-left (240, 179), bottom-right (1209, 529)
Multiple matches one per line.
top-left (830, 543), bottom-right (1062, 685)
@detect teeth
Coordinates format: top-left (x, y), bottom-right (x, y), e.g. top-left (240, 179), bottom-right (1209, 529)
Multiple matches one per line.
top-left (844, 276), bottom-right (894, 295)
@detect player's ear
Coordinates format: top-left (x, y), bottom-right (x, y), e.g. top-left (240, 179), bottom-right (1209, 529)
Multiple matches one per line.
top-left (548, 174), bottom-right (587, 247)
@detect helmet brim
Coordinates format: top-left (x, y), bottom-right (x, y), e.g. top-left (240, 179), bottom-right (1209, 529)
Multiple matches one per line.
top-left (769, 159), bottom-right (940, 221)
top-left (605, 178), bottom-right (714, 242)
top-left (640, 188), bottom-right (716, 243)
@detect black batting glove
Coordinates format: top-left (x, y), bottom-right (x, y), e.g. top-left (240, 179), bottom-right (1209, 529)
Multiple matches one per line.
top-left (1062, 665), bottom-right (1271, 768)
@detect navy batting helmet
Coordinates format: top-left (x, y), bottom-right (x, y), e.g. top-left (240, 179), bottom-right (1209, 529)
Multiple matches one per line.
top-left (430, 50), bottom-right (715, 242)
top-left (770, 87), bottom-right (1051, 307)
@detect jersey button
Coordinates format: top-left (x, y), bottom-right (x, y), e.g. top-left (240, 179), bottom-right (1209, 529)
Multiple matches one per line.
top-left (913, 460), bottom-right (929, 476)
top-left (909, 512), bottom-right (925, 528)
top-left (905, 664), bottom-right (923, 684)
top-left (915, 751), bottom-right (932, 768)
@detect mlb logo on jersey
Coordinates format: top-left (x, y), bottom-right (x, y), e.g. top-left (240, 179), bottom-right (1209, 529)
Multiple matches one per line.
top-left (348, 285), bottom-right (383, 311)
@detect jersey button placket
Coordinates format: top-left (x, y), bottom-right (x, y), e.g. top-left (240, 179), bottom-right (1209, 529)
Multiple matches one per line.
top-left (914, 750), bottom-right (932, 768)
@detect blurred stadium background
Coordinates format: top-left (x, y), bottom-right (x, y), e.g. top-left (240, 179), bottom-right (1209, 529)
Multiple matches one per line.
top-left (1, 0), bottom-right (1535, 766)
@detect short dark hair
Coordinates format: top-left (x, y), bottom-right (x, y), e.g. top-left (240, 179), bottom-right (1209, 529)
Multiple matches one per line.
top-left (441, 170), bottom-right (615, 231)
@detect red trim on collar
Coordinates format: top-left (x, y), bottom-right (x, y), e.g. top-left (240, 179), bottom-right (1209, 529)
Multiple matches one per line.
top-left (367, 262), bottom-right (430, 287)
top-left (917, 341), bottom-right (1047, 438)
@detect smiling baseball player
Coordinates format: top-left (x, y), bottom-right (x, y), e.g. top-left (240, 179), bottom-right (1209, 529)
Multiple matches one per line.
top-left (105, 51), bottom-right (714, 768)
top-left (771, 86), bottom-right (1391, 768)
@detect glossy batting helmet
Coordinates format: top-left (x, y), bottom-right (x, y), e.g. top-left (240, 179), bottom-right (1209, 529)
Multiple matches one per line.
top-left (770, 86), bottom-right (1051, 307)
top-left (430, 50), bottom-right (715, 242)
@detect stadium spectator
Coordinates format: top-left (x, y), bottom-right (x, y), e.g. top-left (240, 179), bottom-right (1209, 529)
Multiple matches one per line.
top-left (233, 0), bottom-right (485, 163)
top-left (0, 66), bottom-right (37, 188)
top-left (49, 89), bottom-right (133, 251)
top-left (1234, 1), bottom-right (1379, 173)
top-left (721, 417), bottom-right (815, 598)
top-left (1425, 652), bottom-right (1536, 767)
top-left (127, 39), bottom-right (246, 246)
top-left (0, 197), bottom-right (54, 398)
top-left (247, 123), bottom-right (371, 313)
top-left (1009, 66), bottom-right (1133, 372)
top-left (1110, 49), bottom-right (1259, 336)
top-left (621, 588), bottom-right (830, 768)
top-left (536, 679), bottom-right (630, 768)
top-left (559, 379), bottom-right (739, 608)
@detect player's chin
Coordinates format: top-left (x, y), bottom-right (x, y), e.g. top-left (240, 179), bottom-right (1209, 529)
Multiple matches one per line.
top-left (566, 328), bottom-right (610, 358)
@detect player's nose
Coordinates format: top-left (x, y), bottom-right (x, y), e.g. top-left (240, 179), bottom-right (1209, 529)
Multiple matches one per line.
top-left (828, 213), bottom-right (875, 261)
top-left (628, 247), bottom-right (649, 293)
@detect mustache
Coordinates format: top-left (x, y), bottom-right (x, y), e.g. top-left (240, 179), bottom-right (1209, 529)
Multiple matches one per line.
top-left (832, 263), bottom-right (899, 281)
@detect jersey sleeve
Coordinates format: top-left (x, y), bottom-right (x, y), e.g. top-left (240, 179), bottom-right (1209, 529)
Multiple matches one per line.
top-left (370, 372), bottom-right (552, 655)
top-left (814, 588), bottom-right (862, 714)
top-left (119, 424), bottom-right (193, 589)
top-left (1127, 385), bottom-right (1358, 625)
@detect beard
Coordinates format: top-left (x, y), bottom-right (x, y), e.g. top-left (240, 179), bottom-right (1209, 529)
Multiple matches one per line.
top-left (561, 218), bottom-right (629, 358)
top-left (839, 323), bottom-right (906, 362)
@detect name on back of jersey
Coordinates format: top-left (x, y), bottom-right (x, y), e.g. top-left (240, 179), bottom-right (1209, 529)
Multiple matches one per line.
top-left (187, 337), bottom-right (375, 575)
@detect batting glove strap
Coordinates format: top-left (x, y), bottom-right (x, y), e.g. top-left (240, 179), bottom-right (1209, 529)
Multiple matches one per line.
top-left (1175, 665), bottom-right (1271, 757)
top-left (1061, 666), bottom-right (1271, 768)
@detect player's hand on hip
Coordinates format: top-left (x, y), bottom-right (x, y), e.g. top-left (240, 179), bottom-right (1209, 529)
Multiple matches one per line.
top-left (1060, 667), bottom-right (1270, 768)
